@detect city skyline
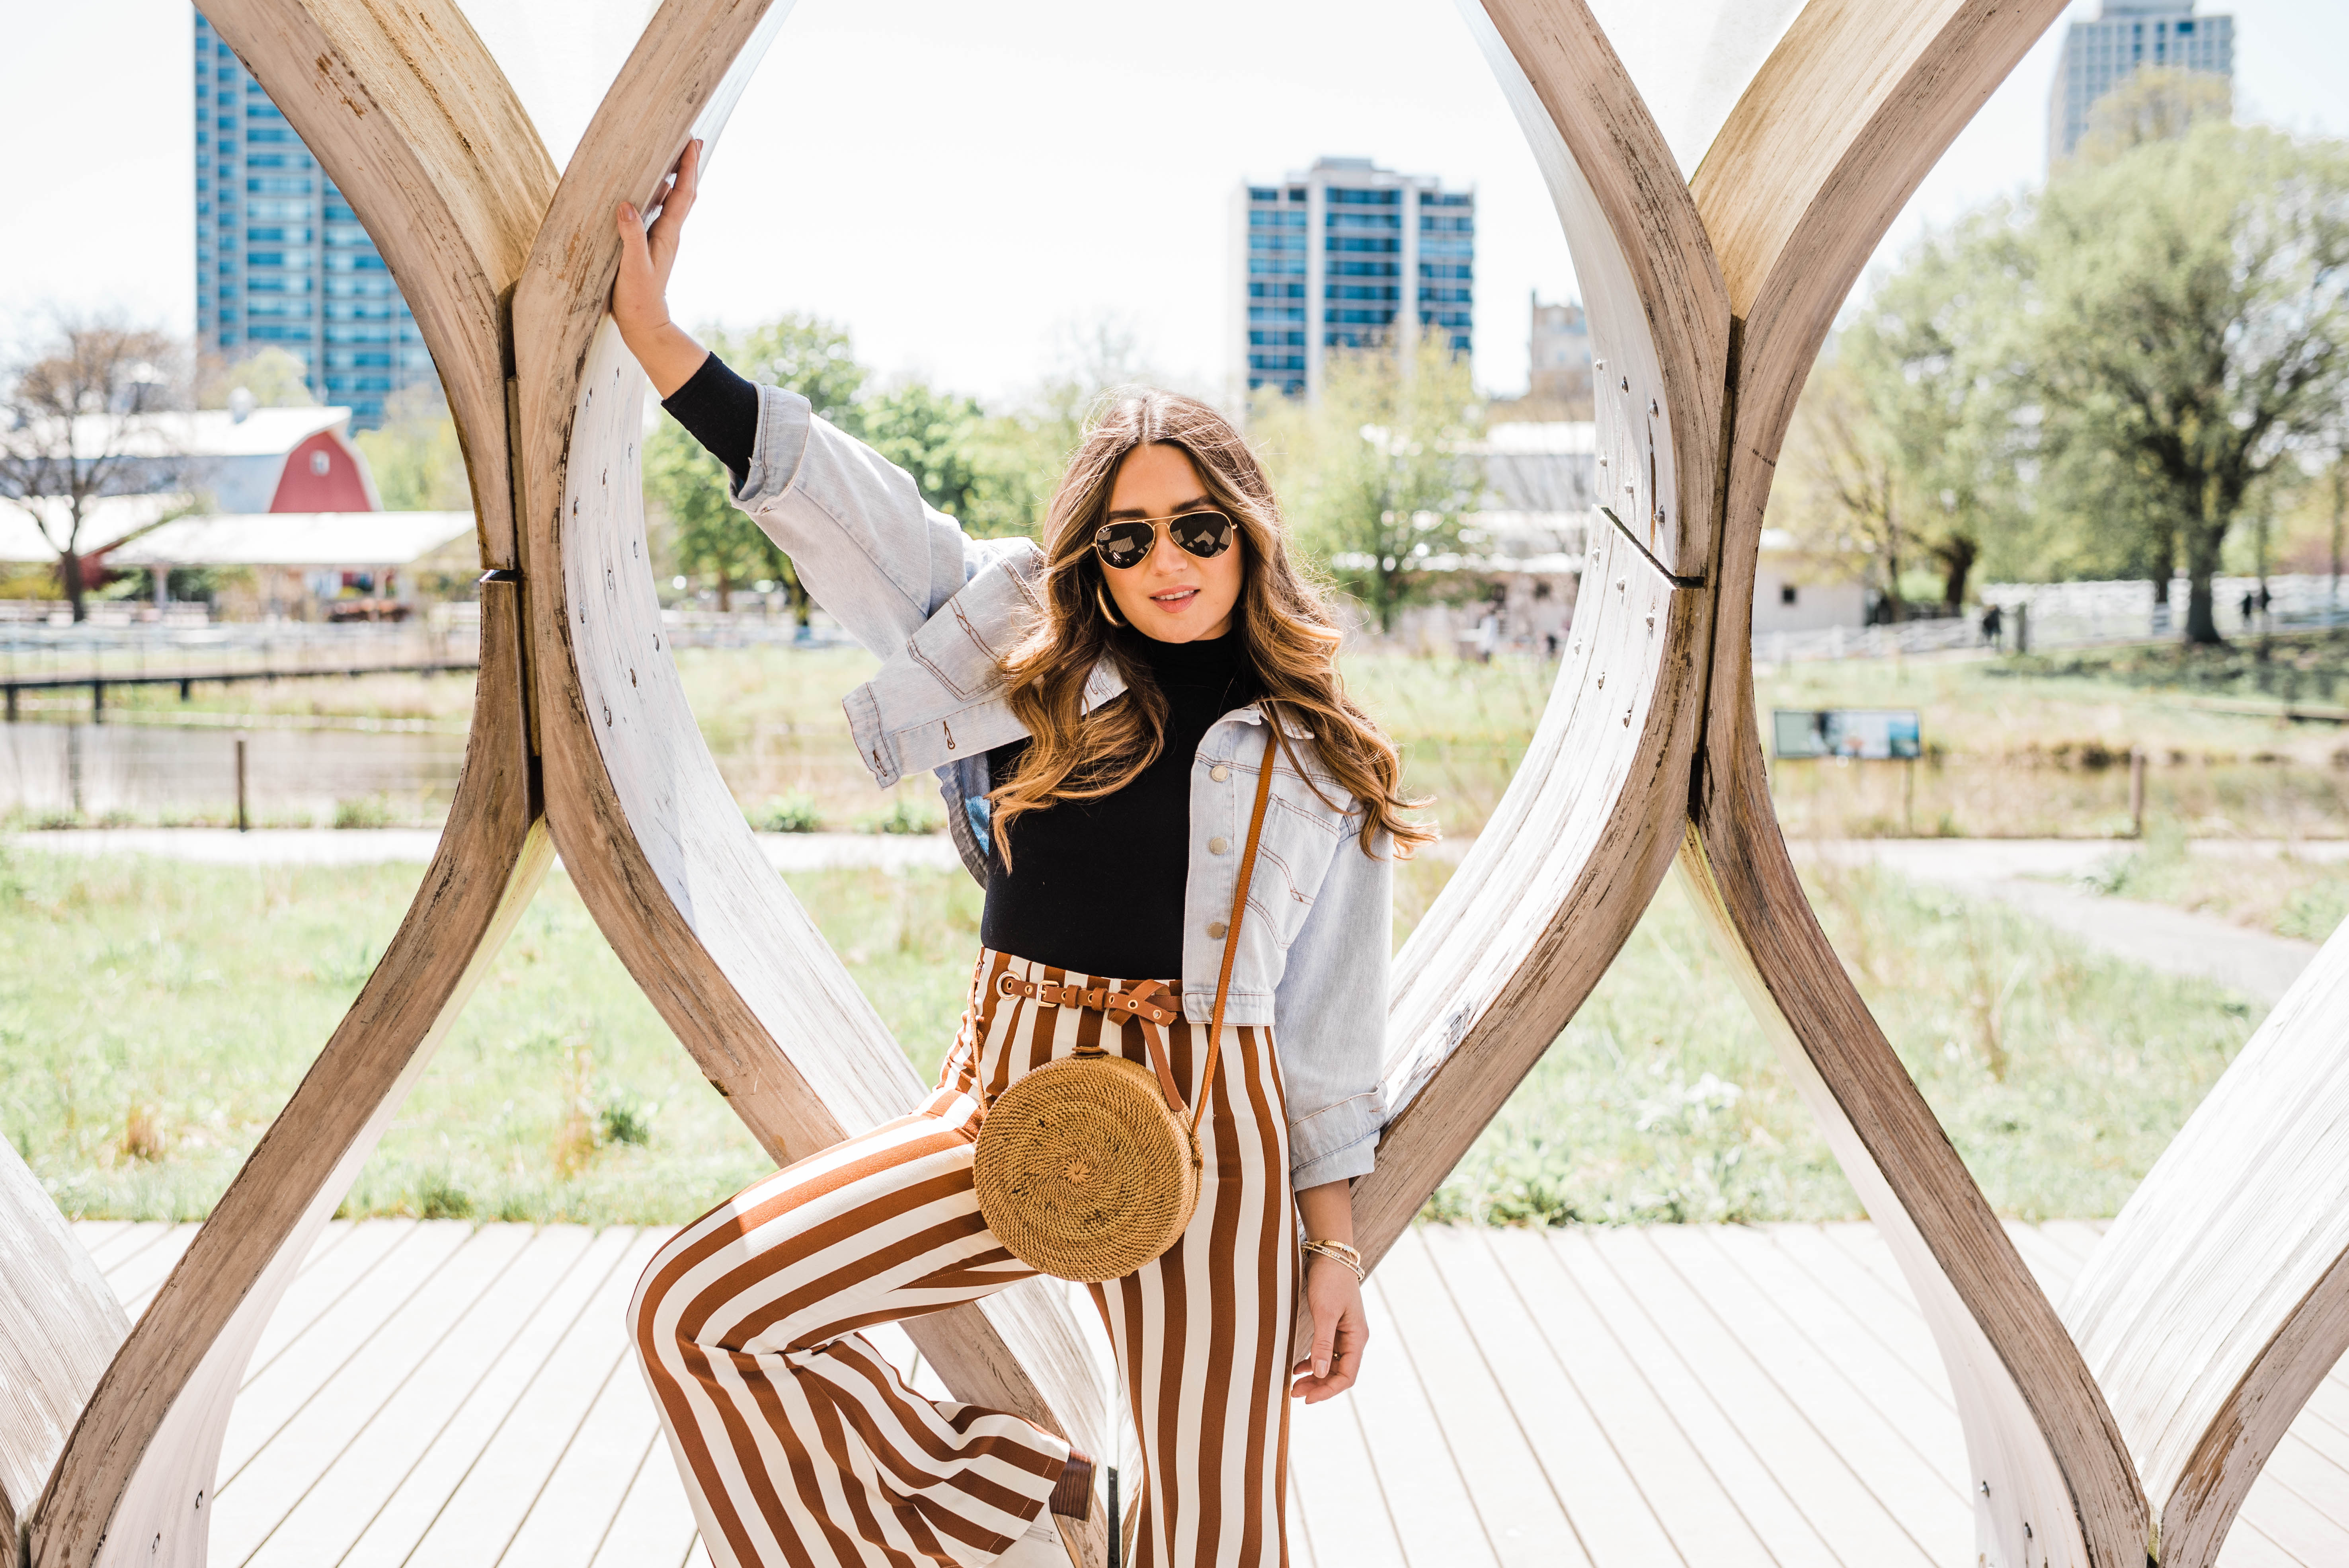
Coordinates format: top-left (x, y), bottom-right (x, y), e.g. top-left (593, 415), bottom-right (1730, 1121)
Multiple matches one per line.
top-left (2046, 0), bottom-right (2235, 166)
top-left (5, 0), bottom-right (2345, 408)
top-left (193, 12), bottom-right (432, 427)
top-left (1235, 157), bottom-right (1475, 402)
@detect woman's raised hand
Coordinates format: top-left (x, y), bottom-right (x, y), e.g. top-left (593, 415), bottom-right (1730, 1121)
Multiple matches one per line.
top-left (611, 139), bottom-right (710, 398)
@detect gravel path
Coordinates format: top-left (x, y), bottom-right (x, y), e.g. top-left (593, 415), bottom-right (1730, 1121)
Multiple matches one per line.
top-left (1793, 838), bottom-right (2327, 1006)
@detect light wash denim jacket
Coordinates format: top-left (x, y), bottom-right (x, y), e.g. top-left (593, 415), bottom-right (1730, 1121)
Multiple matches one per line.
top-left (732, 386), bottom-right (1389, 1188)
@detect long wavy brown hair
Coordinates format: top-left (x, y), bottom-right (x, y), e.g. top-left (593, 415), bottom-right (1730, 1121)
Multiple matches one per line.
top-left (988, 387), bottom-right (1432, 866)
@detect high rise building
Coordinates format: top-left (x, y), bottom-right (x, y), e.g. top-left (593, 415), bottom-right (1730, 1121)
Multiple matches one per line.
top-left (2046, 1), bottom-right (2234, 166)
top-left (1233, 157), bottom-right (1475, 402)
top-left (194, 13), bottom-right (437, 428)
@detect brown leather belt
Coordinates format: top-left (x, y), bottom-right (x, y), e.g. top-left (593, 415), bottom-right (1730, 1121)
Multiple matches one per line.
top-left (995, 972), bottom-right (1181, 1024)
top-left (990, 971), bottom-right (1190, 1116)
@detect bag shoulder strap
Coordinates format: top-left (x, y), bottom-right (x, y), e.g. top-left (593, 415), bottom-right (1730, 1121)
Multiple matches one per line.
top-left (1194, 721), bottom-right (1282, 1135)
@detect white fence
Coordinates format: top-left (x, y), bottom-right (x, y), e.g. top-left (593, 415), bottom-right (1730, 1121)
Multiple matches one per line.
top-left (1756, 573), bottom-right (2347, 665)
top-left (0, 611), bottom-right (481, 685)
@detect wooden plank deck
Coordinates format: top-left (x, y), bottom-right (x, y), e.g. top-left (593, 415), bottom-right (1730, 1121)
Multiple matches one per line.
top-left (77, 1221), bottom-right (2349, 1566)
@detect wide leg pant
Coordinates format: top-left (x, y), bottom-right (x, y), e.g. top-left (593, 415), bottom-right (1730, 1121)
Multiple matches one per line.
top-left (631, 948), bottom-right (1299, 1568)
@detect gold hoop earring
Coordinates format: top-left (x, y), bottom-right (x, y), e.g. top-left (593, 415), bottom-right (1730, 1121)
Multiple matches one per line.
top-left (1093, 582), bottom-right (1124, 627)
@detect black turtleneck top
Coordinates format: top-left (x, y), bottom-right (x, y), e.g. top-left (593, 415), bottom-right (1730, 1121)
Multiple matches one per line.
top-left (664, 353), bottom-right (1260, 983)
top-left (979, 629), bottom-right (1259, 981)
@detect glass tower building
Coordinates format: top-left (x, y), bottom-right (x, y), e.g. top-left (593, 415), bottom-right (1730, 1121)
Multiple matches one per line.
top-left (2047, 2), bottom-right (2234, 166)
top-left (194, 14), bottom-right (436, 428)
top-left (1233, 157), bottom-right (1475, 402)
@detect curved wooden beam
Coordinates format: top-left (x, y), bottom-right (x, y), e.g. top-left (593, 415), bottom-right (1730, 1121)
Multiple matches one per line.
top-left (0, 1137), bottom-right (126, 1560)
top-left (34, 584), bottom-right (547, 1568)
top-left (29, 6), bottom-right (555, 1565)
top-left (2065, 921), bottom-right (2349, 1568)
top-left (508, 5), bottom-right (1107, 1559)
top-left (1674, 4), bottom-right (2148, 1565)
top-left (1355, 0), bottom-right (1728, 1267)
top-left (186, 0), bottom-right (554, 570)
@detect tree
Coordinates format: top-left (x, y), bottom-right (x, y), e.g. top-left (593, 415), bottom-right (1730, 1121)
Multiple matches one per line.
top-left (642, 315), bottom-right (1022, 618)
top-left (2071, 65), bottom-right (2232, 170)
top-left (715, 315), bottom-right (866, 424)
top-left (640, 315), bottom-right (864, 621)
top-left (353, 384), bottom-right (470, 511)
top-left (1777, 212), bottom-right (2031, 616)
top-left (858, 381), bottom-right (985, 523)
top-left (0, 318), bottom-right (187, 622)
top-left (199, 347), bottom-right (316, 410)
top-left (2032, 122), bottom-right (2349, 642)
top-left (1252, 332), bottom-right (1481, 634)
top-left (646, 412), bottom-right (787, 615)
top-left (1777, 353), bottom-right (1909, 614)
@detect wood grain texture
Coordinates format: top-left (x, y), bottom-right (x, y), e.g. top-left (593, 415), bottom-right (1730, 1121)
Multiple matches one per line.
top-left (1459, 0), bottom-right (1728, 583)
top-left (30, 584), bottom-right (548, 1568)
top-left (27, 10), bottom-right (559, 1565)
top-left (2065, 919), bottom-right (2349, 1568)
top-left (0, 1138), bottom-right (127, 1563)
top-left (1356, 0), bottom-right (1727, 1268)
top-left (507, 7), bottom-right (1106, 1558)
top-left (1677, 4), bottom-right (2146, 1566)
top-left (188, 0), bottom-right (553, 569)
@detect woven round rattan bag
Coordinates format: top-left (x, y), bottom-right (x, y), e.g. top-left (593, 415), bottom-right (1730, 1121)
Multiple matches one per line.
top-left (972, 1045), bottom-right (1202, 1283)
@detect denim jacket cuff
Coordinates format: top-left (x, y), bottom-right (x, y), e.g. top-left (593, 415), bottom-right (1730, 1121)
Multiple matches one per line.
top-left (1286, 1089), bottom-right (1383, 1188)
top-left (1290, 1128), bottom-right (1379, 1190)
top-left (734, 385), bottom-right (814, 508)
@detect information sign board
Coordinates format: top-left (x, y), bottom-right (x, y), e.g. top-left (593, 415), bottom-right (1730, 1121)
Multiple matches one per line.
top-left (1772, 708), bottom-right (1922, 761)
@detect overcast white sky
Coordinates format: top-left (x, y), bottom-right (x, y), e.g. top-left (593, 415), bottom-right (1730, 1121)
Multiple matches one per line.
top-left (3, 0), bottom-right (2343, 406)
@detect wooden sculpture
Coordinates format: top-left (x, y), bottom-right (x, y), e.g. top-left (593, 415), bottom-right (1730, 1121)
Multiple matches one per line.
top-left (2, 2), bottom-right (2345, 1565)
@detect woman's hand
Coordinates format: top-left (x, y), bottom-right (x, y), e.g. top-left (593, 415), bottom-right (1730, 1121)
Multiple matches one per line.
top-left (1291, 1178), bottom-right (1367, 1403)
top-left (1291, 1251), bottom-right (1369, 1403)
top-left (612, 138), bottom-right (710, 398)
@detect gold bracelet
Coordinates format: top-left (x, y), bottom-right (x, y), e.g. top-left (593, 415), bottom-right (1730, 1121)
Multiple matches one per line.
top-left (1300, 1238), bottom-right (1364, 1281)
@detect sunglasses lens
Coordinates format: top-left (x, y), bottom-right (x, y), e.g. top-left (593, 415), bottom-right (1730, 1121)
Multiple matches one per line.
top-left (1171, 511), bottom-right (1233, 559)
top-left (1093, 522), bottom-right (1155, 569)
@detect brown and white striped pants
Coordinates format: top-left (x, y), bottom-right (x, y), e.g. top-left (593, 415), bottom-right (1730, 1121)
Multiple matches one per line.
top-left (632, 948), bottom-right (1300, 1568)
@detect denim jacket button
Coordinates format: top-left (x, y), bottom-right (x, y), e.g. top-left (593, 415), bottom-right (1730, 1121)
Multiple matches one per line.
top-left (1208, 836), bottom-right (1230, 855)
top-left (1206, 920), bottom-right (1229, 940)
top-left (1210, 764), bottom-right (1230, 782)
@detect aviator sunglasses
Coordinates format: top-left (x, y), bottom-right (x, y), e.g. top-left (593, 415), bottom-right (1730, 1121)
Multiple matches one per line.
top-left (1091, 509), bottom-right (1237, 571)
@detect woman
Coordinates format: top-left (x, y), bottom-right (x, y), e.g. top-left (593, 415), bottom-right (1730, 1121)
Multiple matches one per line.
top-left (616, 144), bottom-right (1427, 1568)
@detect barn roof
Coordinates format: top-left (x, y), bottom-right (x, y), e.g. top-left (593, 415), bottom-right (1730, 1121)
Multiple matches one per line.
top-left (105, 510), bottom-right (475, 569)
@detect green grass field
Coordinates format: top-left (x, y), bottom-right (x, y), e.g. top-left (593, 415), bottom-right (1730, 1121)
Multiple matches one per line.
top-left (1756, 636), bottom-right (2349, 841)
top-left (0, 841), bottom-right (2262, 1227)
top-left (7, 633), bottom-right (2325, 1229)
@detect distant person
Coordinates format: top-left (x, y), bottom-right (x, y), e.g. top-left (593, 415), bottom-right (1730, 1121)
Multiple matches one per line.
top-left (609, 140), bottom-right (1419, 1568)
top-left (1980, 602), bottom-right (2004, 649)
top-left (2243, 589), bottom-right (2259, 625)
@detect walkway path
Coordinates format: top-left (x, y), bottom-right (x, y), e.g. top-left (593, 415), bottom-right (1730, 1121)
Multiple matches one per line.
top-left (74, 1216), bottom-right (2347, 1568)
top-left (1794, 839), bottom-right (2328, 1006)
